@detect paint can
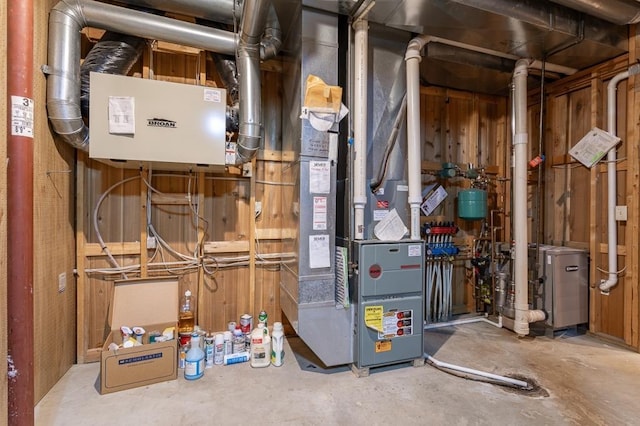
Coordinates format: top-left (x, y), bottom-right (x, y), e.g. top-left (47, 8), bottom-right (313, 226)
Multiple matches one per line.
top-left (240, 314), bottom-right (253, 334)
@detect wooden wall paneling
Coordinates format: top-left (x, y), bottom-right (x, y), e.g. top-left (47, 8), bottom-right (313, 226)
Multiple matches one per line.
top-left (76, 155), bottom-right (88, 362)
top-left (33, 0), bottom-right (77, 401)
top-left (249, 161), bottom-right (257, 320)
top-left (590, 76), bottom-right (604, 333)
top-left (197, 171), bottom-right (206, 327)
top-left (628, 24), bottom-right (640, 349)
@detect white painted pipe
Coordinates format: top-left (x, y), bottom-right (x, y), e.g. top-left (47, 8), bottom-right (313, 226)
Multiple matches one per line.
top-left (599, 66), bottom-right (640, 292)
top-left (405, 35), bottom-right (431, 239)
top-left (512, 59), bottom-right (546, 336)
top-left (353, 18), bottom-right (368, 240)
top-left (424, 315), bottom-right (502, 330)
top-left (425, 353), bottom-right (530, 389)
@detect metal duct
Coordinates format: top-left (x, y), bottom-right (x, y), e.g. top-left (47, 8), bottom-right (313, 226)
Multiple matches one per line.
top-left (549, 0), bottom-right (640, 25)
top-left (47, 0), bottom-right (273, 163)
top-left (80, 32), bottom-right (146, 120)
top-left (47, 0), bottom-right (237, 151)
top-left (235, 0), bottom-right (270, 163)
top-left (112, 0), bottom-right (282, 60)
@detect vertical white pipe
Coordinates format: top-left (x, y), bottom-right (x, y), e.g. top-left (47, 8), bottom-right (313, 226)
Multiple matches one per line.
top-left (405, 36), bottom-right (430, 239)
top-left (512, 59), bottom-right (546, 336)
top-left (598, 66), bottom-right (640, 292)
top-left (353, 19), bottom-right (368, 240)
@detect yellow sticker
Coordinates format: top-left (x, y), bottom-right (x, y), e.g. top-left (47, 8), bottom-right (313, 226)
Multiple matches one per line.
top-left (375, 340), bottom-right (392, 353)
top-left (365, 306), bottom-right (383, 332)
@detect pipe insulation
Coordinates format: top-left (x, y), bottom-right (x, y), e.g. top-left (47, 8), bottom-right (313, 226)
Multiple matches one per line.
top-left (599, 64), bottom-right (640, 292)
top-left (353, 18), bottom-right (368, 240)
top-left (512, 59), bottom-right (546, 336)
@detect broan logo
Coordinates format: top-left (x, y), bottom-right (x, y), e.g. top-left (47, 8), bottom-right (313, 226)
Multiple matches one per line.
top-left (147, 118), bottom-right (177, 128)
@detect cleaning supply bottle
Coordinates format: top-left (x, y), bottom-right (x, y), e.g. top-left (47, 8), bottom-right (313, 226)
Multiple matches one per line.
top-left (271, 322), bottom-right (284, 367)
top-left (250, 323), bottom-right (271, 368)
top-left (185, 333), bottom-right (205, 380)
top-left (178, 290), bottom-right (195, 334)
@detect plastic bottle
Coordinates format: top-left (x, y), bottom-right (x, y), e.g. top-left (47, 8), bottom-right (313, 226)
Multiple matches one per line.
top-left (232, 326), bottom-right (245, 354)
top-left (185, 333), bottom-right (205, 380)
top-left (250, 323), bottom-right (271, 368)
top-left (178, 290), bottom-right (195, 334)
top-left (214, 333), bottom-right (224, 365)
top-left (271, 322), bottom-right (284, 367)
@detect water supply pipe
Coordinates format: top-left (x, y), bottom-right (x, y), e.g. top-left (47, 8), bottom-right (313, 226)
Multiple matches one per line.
top-left (7, 0), bottom-right (35, 422)
top-left (599, 64), bottom-right (640, 293)
top-left (512, 59), bottom-right (547, 336)
top-left (353, 17), bottom-right (369, 240)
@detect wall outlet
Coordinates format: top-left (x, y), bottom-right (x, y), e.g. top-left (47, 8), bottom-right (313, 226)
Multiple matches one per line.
top-left (58, 272), bottom-right (66, 293)
top-left (615, 205), bottom-right (627, 221)
top-left (255, 201), bottom-right (262, 217)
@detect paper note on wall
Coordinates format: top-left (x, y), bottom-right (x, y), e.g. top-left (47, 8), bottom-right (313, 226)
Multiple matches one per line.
top-left (309, 160), bottom-right (331, 194)
top-left (108, 96), bottom-right (135, 134)
top-left (309, 234), bottom-right (330, 269)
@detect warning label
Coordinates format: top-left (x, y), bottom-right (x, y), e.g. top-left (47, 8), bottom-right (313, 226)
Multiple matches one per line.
top-left (378, 310), bottom-right (413, 339)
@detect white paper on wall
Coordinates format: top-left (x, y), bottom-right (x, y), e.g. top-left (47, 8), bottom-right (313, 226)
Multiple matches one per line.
top-left (309, 234), bottom-right (330, 269)
top-left (108, 96), bottom-right (135, 134)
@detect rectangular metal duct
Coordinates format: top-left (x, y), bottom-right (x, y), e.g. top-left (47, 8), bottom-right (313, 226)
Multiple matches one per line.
top-left (280, 6), bottom-right (353, 367)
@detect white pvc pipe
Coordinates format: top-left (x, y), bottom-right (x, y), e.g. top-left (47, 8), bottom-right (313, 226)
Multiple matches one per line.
top-left (599, 66), bottom-right (640, 292)
top-left (512, 59), bottom-right (546, 336)
top-left (425, 353), bottom-right (530, 389)
top-left (424, 315), bottom-right (502, 330)
top-left (353, 18), bottom-right (368, 240)
top-left (405, 35), bottom-right (431, 240)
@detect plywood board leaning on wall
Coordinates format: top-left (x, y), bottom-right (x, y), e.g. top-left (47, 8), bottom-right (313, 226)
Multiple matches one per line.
top-left (1, 0), bottom-right (8, 414)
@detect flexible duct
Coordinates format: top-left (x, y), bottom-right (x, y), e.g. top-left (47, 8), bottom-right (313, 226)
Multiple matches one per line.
top-left (234, 0), bottom-right (269, 164)
top-left (599, 64), bottom-right (640, 293)
top-left (549, 0), bottom-right (640, 25)
top-left (211, 53), bottom-right (240, 131)
top-left (80, 32), bottom-right (146, 120)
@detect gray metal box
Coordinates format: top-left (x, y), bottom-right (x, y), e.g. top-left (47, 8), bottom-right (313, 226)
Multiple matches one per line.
top-left (542, 247), bottom-right (589, 329)
top-left (353, 241), bottom-right (424, 368)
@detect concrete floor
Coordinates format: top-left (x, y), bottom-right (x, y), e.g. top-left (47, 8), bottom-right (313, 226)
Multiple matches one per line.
top-left (36, 321), bottom-right (640, 425)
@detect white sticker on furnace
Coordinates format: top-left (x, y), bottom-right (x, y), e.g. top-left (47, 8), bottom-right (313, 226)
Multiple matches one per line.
top-left (313, 197), bottom-right (327, 230)
top-left (309, 161), bottom-right (330, 194)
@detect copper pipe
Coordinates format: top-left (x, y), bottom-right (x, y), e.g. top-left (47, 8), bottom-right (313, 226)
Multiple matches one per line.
top-left (8, 0), bottom-right (35, 422)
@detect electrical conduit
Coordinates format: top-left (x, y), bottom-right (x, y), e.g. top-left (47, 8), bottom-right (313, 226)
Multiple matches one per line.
top-left (599, 64), bottom-right (640, 293)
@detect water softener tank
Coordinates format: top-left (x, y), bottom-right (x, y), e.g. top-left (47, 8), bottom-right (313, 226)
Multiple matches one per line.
top-left (458, 188), bottom-right (487, 220)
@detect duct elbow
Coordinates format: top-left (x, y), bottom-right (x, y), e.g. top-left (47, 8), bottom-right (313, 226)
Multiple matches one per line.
top-left (260, 27), bottom-right (282, 60)
top-left (235, 125), bottom-right (262, 164)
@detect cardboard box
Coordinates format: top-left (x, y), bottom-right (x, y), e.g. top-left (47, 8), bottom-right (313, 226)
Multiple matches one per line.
top-left (100, 277), bottom-right (179, 394)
